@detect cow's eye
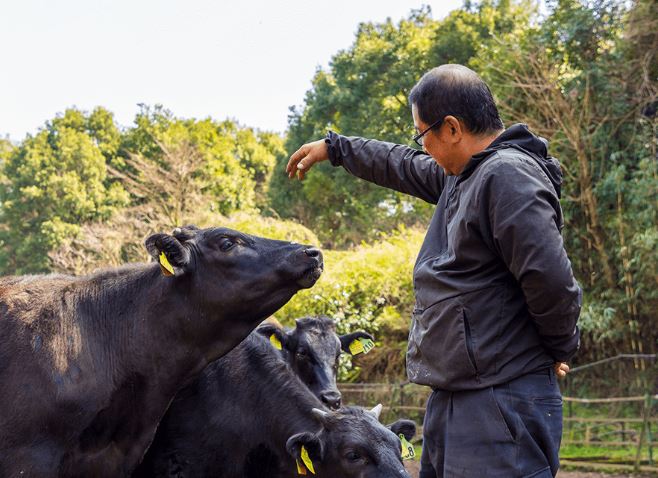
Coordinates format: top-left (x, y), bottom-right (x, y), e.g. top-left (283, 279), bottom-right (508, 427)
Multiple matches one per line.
top-left (344, 451), bottom-right (362, 462)
top-left (296, 349), bottom-right (308, 360)
top-left (218, 238), bottom-right (235, 251)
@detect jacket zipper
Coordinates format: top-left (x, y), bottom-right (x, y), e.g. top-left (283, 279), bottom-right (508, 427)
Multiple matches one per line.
top-left (462, 311), bottom-right (481, 382)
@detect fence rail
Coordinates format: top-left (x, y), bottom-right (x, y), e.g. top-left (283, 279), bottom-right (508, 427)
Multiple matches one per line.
top-left (569, 354), bottom-right (657, 373)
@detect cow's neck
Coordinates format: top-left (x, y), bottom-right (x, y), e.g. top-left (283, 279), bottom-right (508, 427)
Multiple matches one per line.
top-left (63, 264), bottom-right (216, 471)
top-left (76, 264), bottom-right (191, 362)
top-left (236, 339), bottom-right (324, 451)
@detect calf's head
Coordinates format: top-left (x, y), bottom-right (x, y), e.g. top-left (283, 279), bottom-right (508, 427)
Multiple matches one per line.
top-left (257, 317), bottom-right (373, 409)
top-left (145, 225), bottom-right (323, 348)
top-left (286, 405), bottom-right (415, 478)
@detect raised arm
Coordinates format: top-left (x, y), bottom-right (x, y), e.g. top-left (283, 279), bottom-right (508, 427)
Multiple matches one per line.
top-left (287, 132), bottom-right (445, 204)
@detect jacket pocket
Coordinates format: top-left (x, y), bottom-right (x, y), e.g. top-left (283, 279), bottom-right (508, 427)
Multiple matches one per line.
top-left (462, 309), bottom-right (479, 377)
top-left (407, 296), bottom-right (480, 388)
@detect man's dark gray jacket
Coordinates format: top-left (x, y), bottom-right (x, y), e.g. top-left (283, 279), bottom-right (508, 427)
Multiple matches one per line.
top-left (326, 124), bottom-right (581, 391)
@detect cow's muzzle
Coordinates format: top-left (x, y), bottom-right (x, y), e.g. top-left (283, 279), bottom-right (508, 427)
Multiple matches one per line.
top-left (297, 247), bottom-right (324, 288)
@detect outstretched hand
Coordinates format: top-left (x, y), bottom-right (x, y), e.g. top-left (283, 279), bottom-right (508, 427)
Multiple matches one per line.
top-left (286, 139), bottom-right (329, 180)
top-left (554, 362), bottom-right (569, 378)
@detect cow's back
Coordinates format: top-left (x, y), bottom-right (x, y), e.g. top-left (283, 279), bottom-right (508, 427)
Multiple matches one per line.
top-left (0, 274), bottom-right (84, 474)
top-left (0, 270), bottom-right (154, 476)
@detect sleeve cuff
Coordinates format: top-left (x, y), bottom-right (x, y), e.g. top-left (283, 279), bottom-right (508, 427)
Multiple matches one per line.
top-left (543, 326), bottom-right (581, 362)
top-left (325, 130), bottom-right (342, 167)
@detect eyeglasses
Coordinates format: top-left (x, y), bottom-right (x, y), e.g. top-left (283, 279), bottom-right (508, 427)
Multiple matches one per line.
top-left (412, 117), bottom-right (443, 147)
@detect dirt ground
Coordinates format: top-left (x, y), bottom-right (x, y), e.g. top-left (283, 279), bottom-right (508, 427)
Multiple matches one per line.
top-left (403, 461), bottom-right (654, 477)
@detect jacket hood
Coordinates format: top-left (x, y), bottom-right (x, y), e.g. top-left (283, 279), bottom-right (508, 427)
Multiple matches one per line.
top-left (460, 123), bottom-right (563, 197)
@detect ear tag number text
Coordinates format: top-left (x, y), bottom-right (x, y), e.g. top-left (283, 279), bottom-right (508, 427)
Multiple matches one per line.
top-left (349, 337), bottom-right (375, 355)
top-left (400, 434), bottom-right (416, 461)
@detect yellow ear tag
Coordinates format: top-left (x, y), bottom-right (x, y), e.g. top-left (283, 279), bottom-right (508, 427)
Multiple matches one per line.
top-left (301, 445), bottom-right (316, 474)
top-left (360, 338), bottom-right (375, 354)
top-left (400, 434), bottom-right (416, 461)
top-left (296, 459), bottom-right (307, 475)
top-left (158, 252), bottom-right (175, 276)
top-left (270, 334), bottom-right (283, 350)
top-left (349, 337), bottom-right (375, 355)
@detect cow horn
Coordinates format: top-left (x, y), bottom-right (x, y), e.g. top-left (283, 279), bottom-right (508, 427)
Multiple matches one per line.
top-left (311, 408), bottom-right (330, 423)
top-left (370, 404), bottom-right (383, 420)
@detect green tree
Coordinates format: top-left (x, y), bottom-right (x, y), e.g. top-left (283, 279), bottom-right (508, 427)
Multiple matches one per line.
top-left (0, 138), bottom-right (13, 160)
top-left (120, 105), bottom-right (282, 215)
top-left (0, 108), bottom-right (128, 274)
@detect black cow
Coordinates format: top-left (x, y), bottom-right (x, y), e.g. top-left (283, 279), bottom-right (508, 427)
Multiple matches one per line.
top-left (0, 225), bottom-right (322, 477)
top-left (256, 316), bottom-right (373, 408)
top-left (135, 332), bottom-right (415, 477)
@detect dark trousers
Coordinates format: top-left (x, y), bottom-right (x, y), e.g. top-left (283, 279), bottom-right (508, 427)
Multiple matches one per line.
top-left (419, 368), bottom-right (562, 478)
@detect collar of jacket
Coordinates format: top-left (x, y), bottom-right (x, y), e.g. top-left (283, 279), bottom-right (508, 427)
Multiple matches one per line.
top-left (455, 123), bottom-right (562, 197)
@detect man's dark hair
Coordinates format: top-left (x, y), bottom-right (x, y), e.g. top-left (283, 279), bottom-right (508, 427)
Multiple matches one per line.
top-left (409, 64), bottom-right (504, 136)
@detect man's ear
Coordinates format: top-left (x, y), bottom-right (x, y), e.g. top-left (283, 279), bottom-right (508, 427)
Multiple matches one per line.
top-left (145, 233), bottom-right (191, 276)
top-left (286, 431), bottom-right (324, 469)
top-left (388, 419), bottom-right (417, 441)
top-left (256, 324), bottom-right (289, 352)
top-left (443, 115), bottom-right (462, 141)
top-left (339, 331), bottom-right (374, 354)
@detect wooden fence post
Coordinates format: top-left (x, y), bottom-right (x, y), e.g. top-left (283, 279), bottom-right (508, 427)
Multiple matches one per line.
top-left (634, 393), bottom-right (652, 472)
top-left (647, 394), bottom-right (654, 466)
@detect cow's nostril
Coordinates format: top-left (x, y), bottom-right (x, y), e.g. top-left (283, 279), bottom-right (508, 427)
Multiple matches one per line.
top-left (320, 391), bottom-right (342, 409)
top-left (304, 247), bottom-right (321, 258)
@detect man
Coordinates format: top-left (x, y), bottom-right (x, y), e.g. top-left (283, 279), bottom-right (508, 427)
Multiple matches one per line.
top-left (286, 64), bottom-right (581, 478)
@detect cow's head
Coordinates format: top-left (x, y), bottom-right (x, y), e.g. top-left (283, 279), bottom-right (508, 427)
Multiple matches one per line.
top-left (256, 317), bottom-right (373, 409)
top-left (145, 225), bottom-right (323, 350)
top-left (286, 405), bottom-right (415, 478)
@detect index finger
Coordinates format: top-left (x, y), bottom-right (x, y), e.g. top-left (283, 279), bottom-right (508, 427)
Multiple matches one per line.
top-left (287, 145), bottom-right (308, 175)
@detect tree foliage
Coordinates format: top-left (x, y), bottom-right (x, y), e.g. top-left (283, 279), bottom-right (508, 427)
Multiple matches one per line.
top-left (120, 105), bottom-right (283, 214)
top-left (1, 106), bottom-right (284, 274)
top-left (0, 108), bottom-right (129, 274)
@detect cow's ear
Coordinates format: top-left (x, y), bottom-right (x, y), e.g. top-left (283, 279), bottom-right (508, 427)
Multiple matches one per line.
top-left (286, 432), bottom-right (324, 471)
top-left (145, 233), bottom-right (191, 277)
top-left (339, 331), bottom-right (374, 354)
top-left (256, 324), bottom-right (288, 351)
top-left (388, 419), bottom-right (416, 441)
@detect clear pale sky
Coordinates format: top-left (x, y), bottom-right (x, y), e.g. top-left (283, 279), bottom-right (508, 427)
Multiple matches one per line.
top-left (0, 0), bottom-right (463, 141)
